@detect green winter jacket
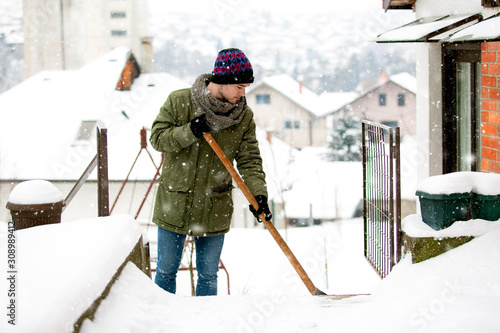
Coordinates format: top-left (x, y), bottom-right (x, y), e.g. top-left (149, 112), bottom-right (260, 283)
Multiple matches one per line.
top-left (150, 88), bottom-right (268, 236)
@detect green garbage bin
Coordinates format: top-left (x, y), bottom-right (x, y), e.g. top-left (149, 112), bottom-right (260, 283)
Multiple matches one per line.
top-left (416, 191), bottom-right (471, 231)
top-left (470, 172), bottom-right (500, 221)
top-left (471, 193), bottom-right (500, 221)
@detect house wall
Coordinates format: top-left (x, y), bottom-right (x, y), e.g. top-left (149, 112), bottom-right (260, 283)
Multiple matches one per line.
top-left (416, 43), bottom-right (443, 183)
top-left (480, 41), bottom-right (500, 174)
top-left (348, 81), bottom-right (416, 136)
top-left (248, 85), bottom-right (327, 149)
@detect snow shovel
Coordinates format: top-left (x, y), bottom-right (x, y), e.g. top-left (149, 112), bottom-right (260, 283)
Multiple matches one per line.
top-left (203, 133), bottom-right (327, 296)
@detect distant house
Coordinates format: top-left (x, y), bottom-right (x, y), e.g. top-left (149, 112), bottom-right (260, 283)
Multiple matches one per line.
top-left (326, 72), bottom-right (417, 137)
top-left (247, 74), bottom-right (356, 149)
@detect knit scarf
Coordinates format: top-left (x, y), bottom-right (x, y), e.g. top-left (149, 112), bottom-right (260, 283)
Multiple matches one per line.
top-left (190, 74), bottom-right (247, 132)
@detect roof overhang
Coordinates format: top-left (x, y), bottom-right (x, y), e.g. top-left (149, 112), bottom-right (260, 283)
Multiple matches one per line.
top-left (445, 13), bottom-right (500, 42)
top-left (376, 14), bottom-right (482, 43)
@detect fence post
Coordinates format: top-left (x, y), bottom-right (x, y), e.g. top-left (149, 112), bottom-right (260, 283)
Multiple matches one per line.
top-left (97, 123), bottom-right (109, 217)
top-left (394, 127), bottom-right (402, 264)
top-left (362, 120), bottom-right (401, 278)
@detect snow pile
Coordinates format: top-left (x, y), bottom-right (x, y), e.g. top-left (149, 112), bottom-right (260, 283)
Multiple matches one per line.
top-left (371, 228), bottom-right (500, 333)
top-left (0, 215), bottom-right (142, 333)
top-left (81, 222), bottom-right (500, 333)
top-left (7, 180), bottom-right (64, 205)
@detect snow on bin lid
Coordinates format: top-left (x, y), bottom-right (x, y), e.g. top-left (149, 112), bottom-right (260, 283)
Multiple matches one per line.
top-left (471, 172), bottom-right (500, 196)
top-left (417, 171), bottom-right (500, 196)
top-left (416, 172), bottom-right (474, 195)
top-left (8, 180), bottom-right (64, 205)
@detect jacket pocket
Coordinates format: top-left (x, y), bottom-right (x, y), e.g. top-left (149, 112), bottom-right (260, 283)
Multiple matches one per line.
top-left (153, 185), bottom-right (189, 228)
top-left (207, 189), bottom-right (234, 232)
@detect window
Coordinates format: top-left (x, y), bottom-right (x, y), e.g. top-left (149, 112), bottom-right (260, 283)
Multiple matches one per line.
top-left (111, 30), bottom-right (127, 36)
top-left (379, 93), bottom-right (387, 106)
top-left (381, 121), bottom-right (398, 128)
top-left (483, 0), bottom-right (500, 7)
top-left (397, 93), bottom-right (405, 106)
top-left (111, 11), bottom-right (126, 18)
top-left (443, 44), bottom-right (481, 172)
top-left (256, 94), bottom-right (271, 104)
top-left (457, 62), bottom-right (481, 171)
top-left (285, 120), bottom-right (300, 129)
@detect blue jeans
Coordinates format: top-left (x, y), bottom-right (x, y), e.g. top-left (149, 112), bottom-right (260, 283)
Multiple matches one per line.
top-left (155, 227), bottom-right (225, 296)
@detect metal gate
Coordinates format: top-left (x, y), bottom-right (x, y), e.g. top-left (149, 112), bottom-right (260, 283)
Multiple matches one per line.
top-left (362, 120), bottom-right (401, 278)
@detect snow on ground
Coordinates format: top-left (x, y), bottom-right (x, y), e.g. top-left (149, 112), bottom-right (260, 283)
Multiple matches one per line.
top-left (83, 219), bottom-right (500, 333)
top-left (1, 214), bottom-right (500, 332)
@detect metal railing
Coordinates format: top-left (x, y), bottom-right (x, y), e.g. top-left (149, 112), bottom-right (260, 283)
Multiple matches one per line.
top-left (64, 122), bottom-right (109, 216)
top-left (109, 127), bottom-right (163, 220)
top-left (362, 120), bottom-right (401, 279)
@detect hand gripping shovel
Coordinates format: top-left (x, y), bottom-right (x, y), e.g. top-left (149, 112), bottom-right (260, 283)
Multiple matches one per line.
top-left (203, 133), bottom-right (326, 296)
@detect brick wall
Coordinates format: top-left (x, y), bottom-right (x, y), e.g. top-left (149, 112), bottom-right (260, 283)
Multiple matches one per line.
top-left (480, 41), bottom-right (500, 174)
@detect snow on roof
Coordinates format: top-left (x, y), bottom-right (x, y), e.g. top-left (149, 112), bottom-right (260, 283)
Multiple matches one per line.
top-left (0, 47), bottom-right (189, 181)
top-left (250, 73), bottom-right (362, 118)
top-left (322, 72), bottom-right (417, 117)
top-left (448, 13), bottom-right (500, 41)
top-left (376, 15), bottom-right (475, 42)
top-left (251, 74), bottom-right (327, 117)
top-left (389, 72), bottom-right (417, 94)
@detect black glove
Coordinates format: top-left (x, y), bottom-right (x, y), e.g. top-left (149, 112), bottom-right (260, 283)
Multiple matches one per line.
top-left (249, 195), bottom-right (272, 222)
top-left (189, 114), bottom-right (211, 138)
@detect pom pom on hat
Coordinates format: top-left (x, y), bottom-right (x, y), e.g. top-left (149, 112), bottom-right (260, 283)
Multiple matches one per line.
top-left (211, 48), bottom-right (254, 85)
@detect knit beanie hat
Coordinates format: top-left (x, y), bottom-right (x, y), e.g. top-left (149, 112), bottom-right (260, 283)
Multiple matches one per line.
top-left (210, 48), bottom-right (254, 85)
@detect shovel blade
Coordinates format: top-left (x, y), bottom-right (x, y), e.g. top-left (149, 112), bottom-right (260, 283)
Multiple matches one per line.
top-left (315, 289), bottom-right (327, 296)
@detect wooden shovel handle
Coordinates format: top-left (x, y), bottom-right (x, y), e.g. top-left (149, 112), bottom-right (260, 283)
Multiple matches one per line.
top-left (203, 133), bottom-right (319, 295)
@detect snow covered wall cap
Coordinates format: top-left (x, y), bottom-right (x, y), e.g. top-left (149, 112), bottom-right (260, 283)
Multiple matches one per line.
top-left (210, 48), bottom-right (254, 85)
